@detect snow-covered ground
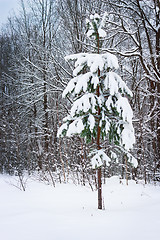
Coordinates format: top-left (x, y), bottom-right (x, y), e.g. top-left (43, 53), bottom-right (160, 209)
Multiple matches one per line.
top-left (0, 175), bottom-right (160, 240)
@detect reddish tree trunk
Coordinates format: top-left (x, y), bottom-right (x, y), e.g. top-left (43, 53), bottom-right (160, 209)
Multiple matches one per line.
top-left (98, 168), bottom-right (102, 209)
top-left (97, 32), bottom-right (103, 208)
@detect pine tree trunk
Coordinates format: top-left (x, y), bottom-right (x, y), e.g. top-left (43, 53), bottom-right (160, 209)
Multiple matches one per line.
top-left (97, 109), bottom-right (102, 209)
top-left (98, 167), bottom-right (102, 209)
top-left (97, 33), bottom-right (102, 209)
top-left (97, 78), bottom-right (102, 209)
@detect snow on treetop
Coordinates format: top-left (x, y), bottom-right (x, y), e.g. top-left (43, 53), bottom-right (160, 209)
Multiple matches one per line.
top-left (86, 12), bottom-right (107, 38)
top-left (90, 13), bottom-right (100, 20)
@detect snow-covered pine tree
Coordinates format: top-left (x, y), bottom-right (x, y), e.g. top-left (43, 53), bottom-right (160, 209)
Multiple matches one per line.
top-left (58, 13), bottom-right (137, 209)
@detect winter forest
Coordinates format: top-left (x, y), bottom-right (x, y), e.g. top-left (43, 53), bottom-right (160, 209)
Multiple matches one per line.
top-left (0, 0), bottom-right (160, 197)
top-left (0, 1), bottom-right (160, 239)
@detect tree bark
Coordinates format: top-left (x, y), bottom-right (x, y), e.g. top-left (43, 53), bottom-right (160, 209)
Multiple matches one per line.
top-left (98, 167), bottom-right (102, 209)
top-left (155, 0), bottom-right (160, 163)
top-left (97, 33), bottom-right (102, 209)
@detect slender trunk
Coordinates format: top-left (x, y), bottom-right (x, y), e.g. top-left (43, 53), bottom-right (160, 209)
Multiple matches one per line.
top-left (42, 3), bottom-right (49, 154)
top-left (155, 0), bottom-right (160, 163)
top-left (97, 98), bottom-right (102, 209)
top-left (98, 167), bottom-right (102, 209)
top-left (97, 34), bottom-right (102, 210)
top-left (44, 79), bottom-right (49, 152)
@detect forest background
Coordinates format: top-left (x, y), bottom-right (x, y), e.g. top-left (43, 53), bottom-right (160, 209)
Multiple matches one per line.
top-left (0, 0), bottom-right (160, 187)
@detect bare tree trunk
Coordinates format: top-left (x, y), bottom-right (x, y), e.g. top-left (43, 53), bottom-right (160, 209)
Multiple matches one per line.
top-left (97, 34), bottom-right (102, 210)
top-left (155, 0), bottom-right (160, 164)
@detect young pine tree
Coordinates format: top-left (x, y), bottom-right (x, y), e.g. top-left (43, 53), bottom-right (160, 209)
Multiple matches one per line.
top-left (58, 13), bottom-right (137, 209)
